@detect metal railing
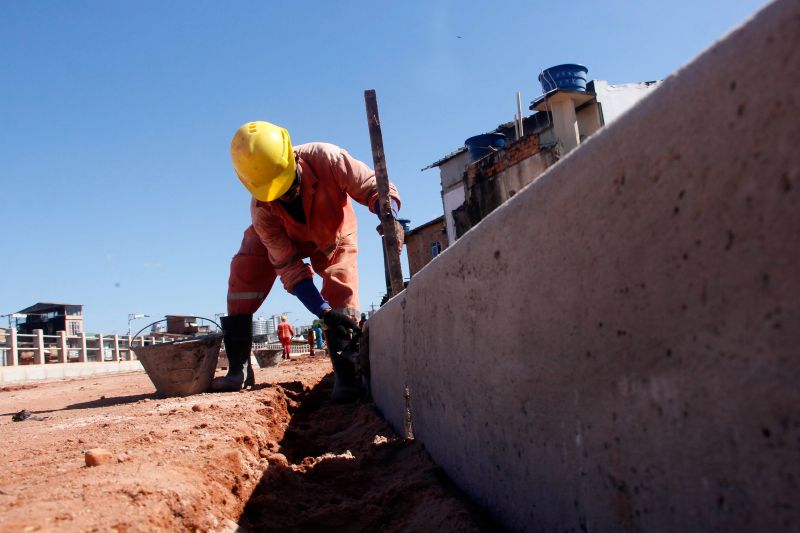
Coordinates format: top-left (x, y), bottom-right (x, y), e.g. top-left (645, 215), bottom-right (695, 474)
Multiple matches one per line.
top-left (0, 329), bottom-right (179, 367)
top-left (253, 338), bottom-right (317, 355)
top-left (0, 329), bottom-right (319, 366)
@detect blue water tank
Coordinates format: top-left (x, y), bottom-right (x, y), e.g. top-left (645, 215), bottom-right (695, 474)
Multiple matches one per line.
top-left (538, 64), bottom-right (589, 93)
top-left (464, 133), bottom-right (506, 161)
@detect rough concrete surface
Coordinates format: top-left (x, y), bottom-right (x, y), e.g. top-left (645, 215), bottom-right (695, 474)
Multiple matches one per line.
top-left (369, 0), bottom-right (800, 530)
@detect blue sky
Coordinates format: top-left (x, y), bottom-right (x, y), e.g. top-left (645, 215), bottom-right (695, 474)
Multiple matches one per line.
top-left (0, 0), bottom-right (769, 334)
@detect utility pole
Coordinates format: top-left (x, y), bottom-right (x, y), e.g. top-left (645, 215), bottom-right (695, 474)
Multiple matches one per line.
top-left (364, 89), bottom-right (404, 298)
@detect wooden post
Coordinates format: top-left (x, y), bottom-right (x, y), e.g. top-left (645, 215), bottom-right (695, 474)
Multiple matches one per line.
top-left (364, 89), bottom-right (405, 298)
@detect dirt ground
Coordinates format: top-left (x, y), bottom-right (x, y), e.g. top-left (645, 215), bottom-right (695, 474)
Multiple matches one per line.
top-left (0, 355), bottom-right (497, 532)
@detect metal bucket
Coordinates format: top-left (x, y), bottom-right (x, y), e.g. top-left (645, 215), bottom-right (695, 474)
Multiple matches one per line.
top-left (132, 334), bottom-right (222, 397)
top-left (254, 348), bottom-right (282, 368)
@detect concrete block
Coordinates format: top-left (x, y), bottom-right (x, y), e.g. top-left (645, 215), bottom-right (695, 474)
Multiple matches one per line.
top-left (0, 361), bottom-right (144, 385)
top-left (369, 0), bottom-right (800, 530)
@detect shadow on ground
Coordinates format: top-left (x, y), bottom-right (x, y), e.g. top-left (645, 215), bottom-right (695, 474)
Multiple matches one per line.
top-left (239, 373), bottom-right (501, 532)
top-left (2, 393), bottom-right (156, 417)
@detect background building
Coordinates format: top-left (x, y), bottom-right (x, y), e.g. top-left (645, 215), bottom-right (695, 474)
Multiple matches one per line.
top-left (164, 315), bottom-right (212, 335)
top-left (15, 303), bottom-right (83, 335)
top-left (424, 66), bottom-right (661, 246)
top-left (404, 216), bottom-right (449, 277)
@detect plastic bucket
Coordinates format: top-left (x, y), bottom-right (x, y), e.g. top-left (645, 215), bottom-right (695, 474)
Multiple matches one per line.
top-left (132, 334), bottom-right (222, 397)
top-left (538, 64), bottom-right (589, 93)
top-left (464, 133), bottom-right (506, 161)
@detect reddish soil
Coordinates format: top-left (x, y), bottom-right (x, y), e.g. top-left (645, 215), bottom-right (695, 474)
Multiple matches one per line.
top-left (0, 356), bottom-right (496, 532)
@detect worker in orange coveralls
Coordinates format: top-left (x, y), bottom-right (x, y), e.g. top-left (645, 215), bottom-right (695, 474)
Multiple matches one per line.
top-left (212, 121), bottom-right (403, 402)
top-left (276, 315), bottom-right (294, 360)
top-left (307, 328), bottom-right (317, 356)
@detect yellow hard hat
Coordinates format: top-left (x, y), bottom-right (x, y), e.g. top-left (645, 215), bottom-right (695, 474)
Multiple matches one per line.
top-left (230, 121), bottom-right (297, 202)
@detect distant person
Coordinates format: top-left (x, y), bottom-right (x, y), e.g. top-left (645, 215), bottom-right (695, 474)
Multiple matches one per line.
top-left (212, 120), bottom-right (403, 401)
top-left (277, 315), bottom-right (294, 360)
top-left (307, 328), bottom-right (316, 356)
top-left (358, 312), bottom-right (367, 330)
top-left (314, 323), bottom-right (324, 350)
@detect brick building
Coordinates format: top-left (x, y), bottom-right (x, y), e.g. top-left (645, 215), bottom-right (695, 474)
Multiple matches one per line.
top-left (404, 216), bottom-right (449, 276)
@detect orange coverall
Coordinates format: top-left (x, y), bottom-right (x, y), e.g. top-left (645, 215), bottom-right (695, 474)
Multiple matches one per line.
top-left (277, 321), bottom-right (294, 357)
top-left (227, 142), bottom-right (401, 319)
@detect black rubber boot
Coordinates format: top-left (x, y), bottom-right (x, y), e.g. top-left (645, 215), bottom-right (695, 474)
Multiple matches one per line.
top-left (212, 314), bottom-right (254, 392)
top-left (329, 352), bottom-right (361, 403)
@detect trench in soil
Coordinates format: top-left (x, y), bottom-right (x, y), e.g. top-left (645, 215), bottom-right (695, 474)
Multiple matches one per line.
top-left (239, 373), bottom-right (500, 532)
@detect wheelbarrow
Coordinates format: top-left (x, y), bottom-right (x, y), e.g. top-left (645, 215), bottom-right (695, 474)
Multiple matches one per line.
top-left (130, 318), bottom-right (222, 397)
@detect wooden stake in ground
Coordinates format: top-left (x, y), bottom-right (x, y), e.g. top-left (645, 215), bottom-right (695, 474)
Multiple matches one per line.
top-left (364, 89), bottom-right (404, 298)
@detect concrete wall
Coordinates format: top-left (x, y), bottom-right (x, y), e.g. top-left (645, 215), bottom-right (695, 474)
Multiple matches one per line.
top-left (369, 0), bottom-right (800, 531)
top-left (1, 361), bottom-right (144, 384)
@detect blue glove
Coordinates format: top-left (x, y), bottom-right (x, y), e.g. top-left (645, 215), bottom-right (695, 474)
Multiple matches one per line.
top-left (292, 278), bottom-right (331, 317)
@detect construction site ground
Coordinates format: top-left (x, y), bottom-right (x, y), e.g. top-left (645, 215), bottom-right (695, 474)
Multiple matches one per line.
top-left (0, 355), bottom-right (496, 532)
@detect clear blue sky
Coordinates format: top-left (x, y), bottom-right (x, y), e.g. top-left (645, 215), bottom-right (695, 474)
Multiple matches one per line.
top-left (0, 0), bottom-right (769, 334)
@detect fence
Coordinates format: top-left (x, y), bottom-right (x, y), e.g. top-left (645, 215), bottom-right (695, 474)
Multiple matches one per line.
top-left (253, 339), bottom-right (316, 355)
top-left (0, 329), bottom-right (175, 367)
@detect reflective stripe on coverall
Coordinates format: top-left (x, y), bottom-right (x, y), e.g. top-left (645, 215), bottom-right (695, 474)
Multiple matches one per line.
top-left (227, 142), bottom-right (400, 319)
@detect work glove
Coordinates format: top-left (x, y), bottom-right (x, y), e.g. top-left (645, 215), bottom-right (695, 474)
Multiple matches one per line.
top-left (323, 310), bottom-right (360, 354)
top-left (376, 220), bottom-right (405, 256)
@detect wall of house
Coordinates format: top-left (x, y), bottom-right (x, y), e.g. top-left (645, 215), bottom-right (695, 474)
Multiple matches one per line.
top-left (438, 150), bottom-right (471, 191)
top-left (367, 0), bottom-right (800, 530)
top-left (442, 186), bottom-right (465, 244)
top-left (439, 151), bottom-right (472, 243)
top-left (405, 217), bottom-right (449, 277)
top-left (494, 149), bottom-right (557, 199)
top-left (577, 102), bottom-right (603, 140)
top-left (593, 79), bottom-right (661, 125)
top-left (456, 133), bottom-right (550, 235)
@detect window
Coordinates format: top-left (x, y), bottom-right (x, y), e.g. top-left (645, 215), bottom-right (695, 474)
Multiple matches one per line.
top-left (431, 241), bottom-right (442, 258)
top-left (68, 321), bottom-right (82, 335)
